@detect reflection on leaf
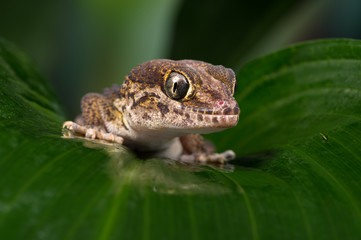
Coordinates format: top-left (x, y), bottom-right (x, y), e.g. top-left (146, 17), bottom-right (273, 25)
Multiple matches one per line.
top-left (69, 137), bottom-right (235, 195)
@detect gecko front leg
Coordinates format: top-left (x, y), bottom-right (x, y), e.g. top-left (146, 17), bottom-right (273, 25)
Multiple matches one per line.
top-left (62, 121), bottom-right (124, 144)
top-left (62, 92), bottom-right (125, 145)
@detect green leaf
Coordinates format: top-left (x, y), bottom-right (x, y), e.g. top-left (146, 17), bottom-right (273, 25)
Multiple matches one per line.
top-left (1, 38), bottom-right (361, 240)
top-left (212, 39), bottom-right (361, 155)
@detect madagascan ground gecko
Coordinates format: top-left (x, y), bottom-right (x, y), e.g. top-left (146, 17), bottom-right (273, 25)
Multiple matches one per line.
top-left (62, 59), bottom-right (240, 163)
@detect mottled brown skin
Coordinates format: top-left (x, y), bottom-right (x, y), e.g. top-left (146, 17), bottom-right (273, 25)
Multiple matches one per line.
top-left (63, 59), bottom-right (240, 163)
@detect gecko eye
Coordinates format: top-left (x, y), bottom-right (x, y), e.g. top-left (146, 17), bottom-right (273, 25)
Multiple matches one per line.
top-left (165, 72), bottom-right (190, 100)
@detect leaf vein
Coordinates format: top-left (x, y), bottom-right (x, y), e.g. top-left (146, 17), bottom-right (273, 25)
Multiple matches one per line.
top-left (290, 145), bottom-right (361, 222)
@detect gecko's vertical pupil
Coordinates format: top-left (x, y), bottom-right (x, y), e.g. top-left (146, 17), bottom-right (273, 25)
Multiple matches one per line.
top-left (165, 72), bottom-right (189, 100)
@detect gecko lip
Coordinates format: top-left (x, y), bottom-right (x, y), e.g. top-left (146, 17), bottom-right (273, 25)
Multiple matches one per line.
top-left (179, 110), bottom-right (239, 133)
top-left (174, 103), bottom-right (240, 131)
top-left (184, 106), bottom-right (240, 116)
top-left (203, 114), bottom-right (239, 127)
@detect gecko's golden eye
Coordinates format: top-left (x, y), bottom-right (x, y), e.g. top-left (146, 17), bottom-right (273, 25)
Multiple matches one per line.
top-left (165, 72), bottom-right (190, 100)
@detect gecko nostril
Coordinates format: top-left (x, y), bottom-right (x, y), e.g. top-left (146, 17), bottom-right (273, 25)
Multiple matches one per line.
top-left (218, 100), bottom-right (224, 106)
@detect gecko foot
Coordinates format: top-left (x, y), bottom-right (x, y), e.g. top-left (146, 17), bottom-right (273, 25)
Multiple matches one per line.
top-left (62, 121), bottom-right (124, 144)
top-left (179, 150), bottom-right (235, 164)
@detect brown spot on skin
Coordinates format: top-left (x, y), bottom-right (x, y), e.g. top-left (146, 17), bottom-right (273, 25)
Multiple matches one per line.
top-left (233, 107), bottom-right (240, 114)
top-left (149, 93), bottom-right (160, 98)
top-left (128, 75), bottom-right (136, 81)
top-left (142, 113), bottom-right (151, 120)
top-left (197, 115), bottom-right (203, 121)
top-left (132, 96), bottom-right (158, 109)
top-left (157, 102), bottom-right (169, 116)
top-left (104, 107), bottom-right (116, 121)
top-left (185, 113), bottom-right (190, 119)
top-left (127, 92), bottom-right (135, 103)
top-left (223, 107), bottom-right (233, 115)
top-left (205, 109), bottom-right (214, 115)
top-left (212, 117), bottom-right (219, 123)
top-left (198, 108), bottom-right (205, 114)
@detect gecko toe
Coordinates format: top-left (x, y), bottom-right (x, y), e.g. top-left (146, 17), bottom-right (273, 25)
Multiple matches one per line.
top-left (85, 129), bottom-right (97, 139)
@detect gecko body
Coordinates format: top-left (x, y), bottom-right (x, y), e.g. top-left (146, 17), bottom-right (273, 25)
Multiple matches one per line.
top-left (63, 59), bottom-right (240, 163)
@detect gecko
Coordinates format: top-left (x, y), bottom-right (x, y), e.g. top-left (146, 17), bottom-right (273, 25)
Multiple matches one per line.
top-left (62, 59), bottom-right (240, 163)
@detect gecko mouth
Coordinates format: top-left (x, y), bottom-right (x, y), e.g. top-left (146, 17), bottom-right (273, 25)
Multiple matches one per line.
top-left (182, 105), bottom-right (240, 116)
top-left (174, 105), bottom-right (240, 133)
top-left (180, 112), bottom-right (239, 134)
top-left (205, 114), bottom-right (239, 127)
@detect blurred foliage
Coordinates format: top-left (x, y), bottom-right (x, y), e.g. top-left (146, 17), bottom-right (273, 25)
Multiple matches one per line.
top-left (1, 0), bottom-right (181, 117)
top-left (171, 0), bottom-right (299, 65)
top-left (1, 0), bottom-right (361, 117)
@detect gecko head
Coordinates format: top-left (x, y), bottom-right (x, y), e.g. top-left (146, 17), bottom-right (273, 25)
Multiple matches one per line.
top-left (121, 59), bottom-right (240, 135)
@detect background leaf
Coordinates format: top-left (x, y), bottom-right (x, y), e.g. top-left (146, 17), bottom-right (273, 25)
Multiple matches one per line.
top-left (1, 38), bottom-right (361, 240)
top-left (170, 0), bottom-right (325, 68)
top-left (2, 0), bottom-right (358, 117)
top-left (212, 39), bottom-right (361, 154)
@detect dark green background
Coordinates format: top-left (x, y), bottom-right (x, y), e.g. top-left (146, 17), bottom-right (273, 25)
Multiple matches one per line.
top-left (1, 0), bottom-right (361, 117)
